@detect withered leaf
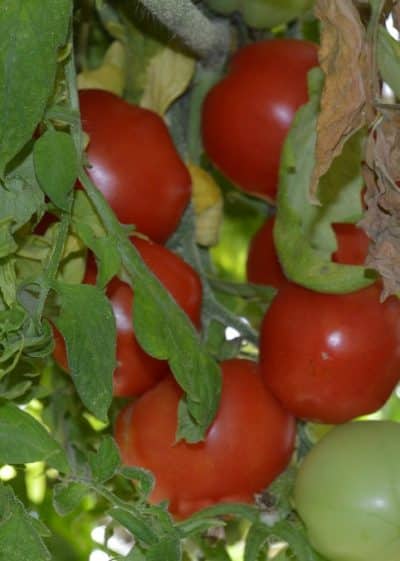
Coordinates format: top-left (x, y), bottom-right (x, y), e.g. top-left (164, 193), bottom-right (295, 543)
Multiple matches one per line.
top-left (360, 110), bottom-right (400, 298)
top-left (310, 0), bottom-right (371, 200)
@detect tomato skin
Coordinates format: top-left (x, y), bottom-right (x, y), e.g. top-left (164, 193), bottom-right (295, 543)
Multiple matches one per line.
top-left (53, 238), bottom-right (202, 397)
top-left (294, 421), bottom-right (400, 561)
top-left (246, 217), bottom-right (287, 289)
top-left (260, 282), bottom-right (400, 423)
top-left (201, 39), bottom-right (318, 200)
top-left (115, 359), bottom-right (296, 517)
top-left (79, 89), bottom-right (191, 243)
top-left (332, 223), bottom-right (370, 266)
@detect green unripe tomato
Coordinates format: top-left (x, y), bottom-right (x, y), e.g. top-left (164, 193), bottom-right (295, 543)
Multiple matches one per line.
top-left (205, 0), bottom-right (314, 29)
top-left (294, 421), bottom-right (400, 561)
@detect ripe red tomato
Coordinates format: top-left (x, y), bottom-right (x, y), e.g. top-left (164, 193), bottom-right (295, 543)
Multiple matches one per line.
top-left (115, 359), bottom-right (296, 518)
top-left (53, 237), bottom-right (202, 397)
top-left (332, 223), bottom-right (370, 266)
top-left (79, 90), bottom-right (191, 243)
top-left (259, 282), bottom-right (400, 423)
top-left (246, 217), bottom-right (287, 289)
top-left (201, 39), bottom-right (318, 200)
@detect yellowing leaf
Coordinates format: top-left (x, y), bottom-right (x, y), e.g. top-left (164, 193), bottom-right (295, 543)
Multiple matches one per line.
top-left (140, 47), bottom-right (195, 116)
top-left (77, 41), bottom-right (126, 96)
top-left (188, 164), bottom-right (223, 247)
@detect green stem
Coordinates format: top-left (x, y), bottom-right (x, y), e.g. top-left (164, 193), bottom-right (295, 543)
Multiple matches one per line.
top-left (187, 65), bottom-right (221, 163)
top-left (139, 0), bottom-right (232, 66)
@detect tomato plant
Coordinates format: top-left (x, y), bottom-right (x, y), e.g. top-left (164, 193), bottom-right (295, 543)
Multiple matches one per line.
top-left (201, 39), bottom-right (319, 200)
top-left (5, 1), bottom-right (400, 560)
top-left (294, 421), bottom-right (400, 561)
top-left (54, 237), bottom-right (203, 397)
top-left (259, 281), bottom-right (400, 423)
top-left (79, 89), bottom-right (192, 243)
top-left (115, 359), bottom-right (296, 517)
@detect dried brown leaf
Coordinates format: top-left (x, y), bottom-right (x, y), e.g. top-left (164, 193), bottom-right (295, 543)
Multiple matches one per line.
top-left (360, 110), bottom-right (400, 298)
top-left (310, 0), bottom-right (371, 200)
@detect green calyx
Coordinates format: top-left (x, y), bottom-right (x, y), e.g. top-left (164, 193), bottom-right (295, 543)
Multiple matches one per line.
top-left (205, 0), bottom-right (314, 29)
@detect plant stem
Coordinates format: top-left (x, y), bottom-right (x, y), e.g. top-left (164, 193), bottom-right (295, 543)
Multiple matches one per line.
top-left (139, 0), bottom-right (232, 66)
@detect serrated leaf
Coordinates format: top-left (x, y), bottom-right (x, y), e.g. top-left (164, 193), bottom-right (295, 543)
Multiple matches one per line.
top-left (126, 242), bottom-right (221, 442)
top-left (377, 25), bottom-right (400, 99)
top-left (0, 400), bottom-right (68, 472)
top-left (34, 131), bottom-right (78, 211)
top-left (119, 466), bottom-right (155, 499)
top-left (0, 0), bottom-right (71, 175)
top-left (52, 282), bottom-right (116, 421)
top-left (140, 46), bottom-right (195, 116)
top-left (89, 436), bottom-right (120, 482)
top-left (275, 68), bottom-right (374, 293)
top-left (110, 508), bottom-right (159, 546)
top-left (0, 485), bottom-right (51, 561)
top-left (53, 482), bottom-right (88, 516)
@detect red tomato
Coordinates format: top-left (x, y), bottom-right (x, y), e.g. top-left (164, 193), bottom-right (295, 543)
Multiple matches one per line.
top-left (246, 217), bottom-right (287, 289)
top-left (115, 359), bottom-right (296, 518)
top-left (79, 90), bottom-right (191, 243)
top-left (332, 223), bottom-right (370, 266)
top-left (259, 282), bottom-right (400, 424)
top-left (53, 238), bottom-right (202, 397)
top-left (201, 39), bottom-right (318, 200)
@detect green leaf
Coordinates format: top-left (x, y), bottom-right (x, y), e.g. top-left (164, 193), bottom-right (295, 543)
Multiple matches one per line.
top-left (0, 400), bottom-right (68, 472)
top-left (34, 131), bottom-right (78, 211)
top-left (88, 435), bottom-right (121, 482)
top-left (0, 0), bottom-right (71, 175)
top-left (147, 536), bottom-right (181, 561)
top-left (275, 68), bottom-right (374, 294)
top-left (377, 26), bottom-right (400, 99)
top-left (183, 502), bottom-right (259, 524)
top-left (0, 256), bottom-right (17, 307)
top-left (53, 482), bottom-right (88, 516)
top-left (72, 190), bottom-right (106, 237)
top-left (2, 151), bottom-right (45, 231)
top-left (52, 282), bottom-right (116, 422)
top-left (119, 466), bottom-right (155, 499)
top-left (244, 522), bottom-right (270, 561)
top-left (110, 507), bottom-right (159, 546)
top-left (130, 245), bottom-right (221, 442)
top-left (74, 222), bottom-right (121, 288)
top-left (0, 485), bottom-right (50, 561)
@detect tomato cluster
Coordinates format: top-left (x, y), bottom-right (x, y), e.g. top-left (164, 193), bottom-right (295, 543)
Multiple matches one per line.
top-left (51, 86), bottom-right (297, 519)
top-left (54, 38), bottom-right (400, 532)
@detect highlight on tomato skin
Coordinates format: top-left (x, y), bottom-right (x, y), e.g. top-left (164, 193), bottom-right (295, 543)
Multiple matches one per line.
top-left (114, 358), bottom-right (296, 518)
top-left (259, 281), bottom-right (400, 424)
top-left (201, 39), bottom-right (319, 201)
top-left (53, 237), bottom-right (203, 397)
top-left (78, 89), bottom-right (192, 244)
